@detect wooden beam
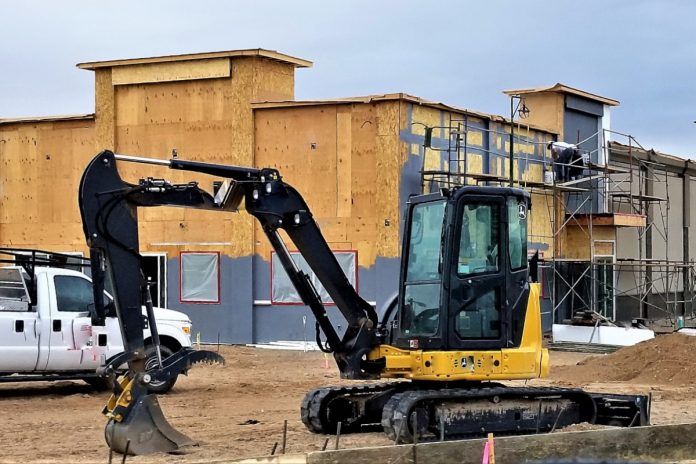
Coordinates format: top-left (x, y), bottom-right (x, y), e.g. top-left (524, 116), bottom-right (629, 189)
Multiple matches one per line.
top-left (568, 213), bottom-right (647, 227)
top-left (236, 423), bottom-right (696, 464)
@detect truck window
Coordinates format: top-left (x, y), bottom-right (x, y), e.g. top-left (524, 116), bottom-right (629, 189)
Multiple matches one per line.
top-left (54, 275), bottom-right (94, 313)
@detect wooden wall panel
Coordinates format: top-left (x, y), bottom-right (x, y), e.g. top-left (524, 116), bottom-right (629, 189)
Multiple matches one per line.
top-left (374, 101), bottom-right (402, 260)
top-left (108, 56), bottom-right (296, 259)
top-left (0, 119), bottom-right (95, 252)
top-left (253, 101), bottom-right (403, 267)
top-left (95, 69), bottom-right (115, 150)
top-left (111, 58), bottom-right (230, 86)
top-left (252, 58), bottom-right (295, 102)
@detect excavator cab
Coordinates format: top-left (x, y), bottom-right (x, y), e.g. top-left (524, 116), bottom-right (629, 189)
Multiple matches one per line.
top-left (394, 187), bottom-right (532, 353)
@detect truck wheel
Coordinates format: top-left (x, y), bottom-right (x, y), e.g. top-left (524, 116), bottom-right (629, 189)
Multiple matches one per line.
top-left (144, 345), bottom-right (178, 394)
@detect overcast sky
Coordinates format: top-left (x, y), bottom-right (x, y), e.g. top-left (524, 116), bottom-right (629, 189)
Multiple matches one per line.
top-left (1, 1), bottom-right (694, 156)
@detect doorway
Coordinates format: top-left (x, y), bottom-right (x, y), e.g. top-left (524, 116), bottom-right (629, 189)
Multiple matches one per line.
top-left (141, 253), bottom-right (167, 308)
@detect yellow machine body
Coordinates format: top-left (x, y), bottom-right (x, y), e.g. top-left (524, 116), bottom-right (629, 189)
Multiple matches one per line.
top-left (370, 283), bottom-right (549, 382)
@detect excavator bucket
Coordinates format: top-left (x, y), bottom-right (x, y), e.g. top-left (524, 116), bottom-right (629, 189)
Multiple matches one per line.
top-left (106, 393), bottom-right (196, 455)
top-left (102, 348), bottom-right (225, 455)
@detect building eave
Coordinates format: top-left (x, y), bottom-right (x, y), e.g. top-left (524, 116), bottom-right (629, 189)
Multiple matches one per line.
top-left (504, 83), bottom-right (619, 107)
top-left (77, 48), bottom-right (313, 70)
top-left (0, 113), bottom-right (95, 126)
top-left (252, 93), bottom-right (558, 135)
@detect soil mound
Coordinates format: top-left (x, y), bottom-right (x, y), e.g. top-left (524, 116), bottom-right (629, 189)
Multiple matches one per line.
top-left (552, 333), bottom-right (696, 386)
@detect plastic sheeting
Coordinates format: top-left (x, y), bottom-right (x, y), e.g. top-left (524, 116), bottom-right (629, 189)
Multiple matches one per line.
top-left (181, 253), bottom-right (219, 303)
top-left (271, 251), bottom-right (356, 304)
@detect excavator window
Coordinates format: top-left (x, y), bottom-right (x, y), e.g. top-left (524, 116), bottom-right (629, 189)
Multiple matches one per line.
top-left (455, 288), bottom-right (501, 339)
top-left (457, 203), bottom-right (500, 276)
top-left (401, 200), bottom-right (446, 337)
top-left (507, 197), bottom-right (528, 270)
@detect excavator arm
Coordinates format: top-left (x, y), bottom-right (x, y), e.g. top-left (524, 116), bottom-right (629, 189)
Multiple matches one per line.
top-left (79, 150), bottom-right (383, 454)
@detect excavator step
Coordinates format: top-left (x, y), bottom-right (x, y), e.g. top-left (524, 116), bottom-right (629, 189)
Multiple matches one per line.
top-left (301, 384), bottom-right (650, 443)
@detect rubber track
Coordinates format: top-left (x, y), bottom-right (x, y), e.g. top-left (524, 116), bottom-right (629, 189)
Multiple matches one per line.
top-left (381, 386), bottom-right (594, 442)
top-left (301, 383), bottom-right (399, 434)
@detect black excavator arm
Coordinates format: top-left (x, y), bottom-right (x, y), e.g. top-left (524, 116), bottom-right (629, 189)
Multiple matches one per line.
top-left (80, 150), bottom-right (382, 380)
top-left (79, 150), bottom-right (385, 454)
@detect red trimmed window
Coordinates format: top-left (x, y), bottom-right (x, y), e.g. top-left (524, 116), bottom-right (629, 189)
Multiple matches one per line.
top-left (180, 252), bottom-right (220, 304)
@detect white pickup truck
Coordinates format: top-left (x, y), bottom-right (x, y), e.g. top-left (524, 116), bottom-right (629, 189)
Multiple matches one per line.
top-left (0, 264), bottom-right (193, 393)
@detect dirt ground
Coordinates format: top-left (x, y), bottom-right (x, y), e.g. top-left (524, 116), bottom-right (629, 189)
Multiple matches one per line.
top-left (2, 345), bottom-right (696, 464)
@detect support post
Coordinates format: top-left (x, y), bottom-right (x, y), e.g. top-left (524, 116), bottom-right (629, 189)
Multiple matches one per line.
top-left (683, 168), bottom-right (691, 318)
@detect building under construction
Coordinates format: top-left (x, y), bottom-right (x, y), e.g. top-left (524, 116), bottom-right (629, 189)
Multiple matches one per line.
top-left (0, 49), bottom-right (693, 342)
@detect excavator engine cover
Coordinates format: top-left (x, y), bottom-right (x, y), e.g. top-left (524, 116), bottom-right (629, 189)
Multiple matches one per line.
top-left (105, 393), bottom-right (196, 455)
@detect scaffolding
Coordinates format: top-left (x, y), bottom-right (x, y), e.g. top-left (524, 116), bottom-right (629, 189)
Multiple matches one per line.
top-left (419, 116), bottom-right (696, 327)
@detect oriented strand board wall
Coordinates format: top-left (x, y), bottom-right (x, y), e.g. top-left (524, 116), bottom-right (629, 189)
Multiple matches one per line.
top-left (0, 118), bottom-right (95, 251)
top-left (106, 56), bottom-right (295, 259)
top-left (253, 101), bottom-right (402, 267)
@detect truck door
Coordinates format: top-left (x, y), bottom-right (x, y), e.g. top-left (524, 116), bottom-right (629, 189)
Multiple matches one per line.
top-left (46, 273), bottom-right (101, 370)
top-left (0, 268), bottom-right (40, 371)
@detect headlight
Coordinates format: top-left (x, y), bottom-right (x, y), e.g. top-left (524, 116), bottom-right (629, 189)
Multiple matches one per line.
top-left (182, 325), bottom-right (191, 335)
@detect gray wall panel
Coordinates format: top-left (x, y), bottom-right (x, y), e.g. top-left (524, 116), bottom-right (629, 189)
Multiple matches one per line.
top-left (166, 255), bottom-right (254, 344)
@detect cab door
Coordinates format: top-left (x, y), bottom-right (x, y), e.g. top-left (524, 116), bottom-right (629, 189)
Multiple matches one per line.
top-left (45, 273), bottom-right (98, 370)
top-left (446, 195), bottom-right (507, 350)
top-left (505, 196), bottom-right (531, 347)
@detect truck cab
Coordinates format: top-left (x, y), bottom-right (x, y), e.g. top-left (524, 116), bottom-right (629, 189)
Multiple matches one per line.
top-left (0, 257), bottom-right (192, 392)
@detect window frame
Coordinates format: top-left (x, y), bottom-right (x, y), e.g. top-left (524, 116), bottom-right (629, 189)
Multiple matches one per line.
top-left (53, 274), bottom-right (96, 314)
top-left (142, 252), bottom-right (168, 308)
top-left (179, 251), bottom-right (221, 305)
top-left (270, 249), bottom-right (359, 306)
top-left (507, 197), bottom-right (528, 271)
top-left (399, 199), bottom-right (447, 337)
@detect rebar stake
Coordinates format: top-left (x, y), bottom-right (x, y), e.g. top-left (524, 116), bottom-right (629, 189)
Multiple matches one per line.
top-left (334, 421), bottom-right (342, 450)
top-left (282, 420), bottom-right (288, 454)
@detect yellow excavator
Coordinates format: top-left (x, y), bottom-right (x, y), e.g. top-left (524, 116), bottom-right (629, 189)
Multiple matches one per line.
top-left (78, 150), bottom-right (649, 455)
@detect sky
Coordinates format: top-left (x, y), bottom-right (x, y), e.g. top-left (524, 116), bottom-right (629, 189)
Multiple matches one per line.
top-left (1, 0), bottom-right (694, 156)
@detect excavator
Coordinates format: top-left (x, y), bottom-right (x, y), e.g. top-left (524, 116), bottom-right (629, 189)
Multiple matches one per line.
top-left (79, 150), bottom-right (650, 455)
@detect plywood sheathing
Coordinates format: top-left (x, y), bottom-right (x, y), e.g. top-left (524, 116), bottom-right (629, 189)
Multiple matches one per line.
top-left (95, 68), bottom-right (115, 151)
top-left (0, 119), bottom-right (95, 252)
top-left (111, 58), bottom-right (231, 86)
top-left (565, 225), bottom-right (616, 260)
top-left (108, 56), bottom-right (295, 259)
top-left (253, 101), bottom-right (402, 268)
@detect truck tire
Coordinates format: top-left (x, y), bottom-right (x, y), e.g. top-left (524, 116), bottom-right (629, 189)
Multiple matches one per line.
top-left (144, 345), bottom-right (178, 394)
